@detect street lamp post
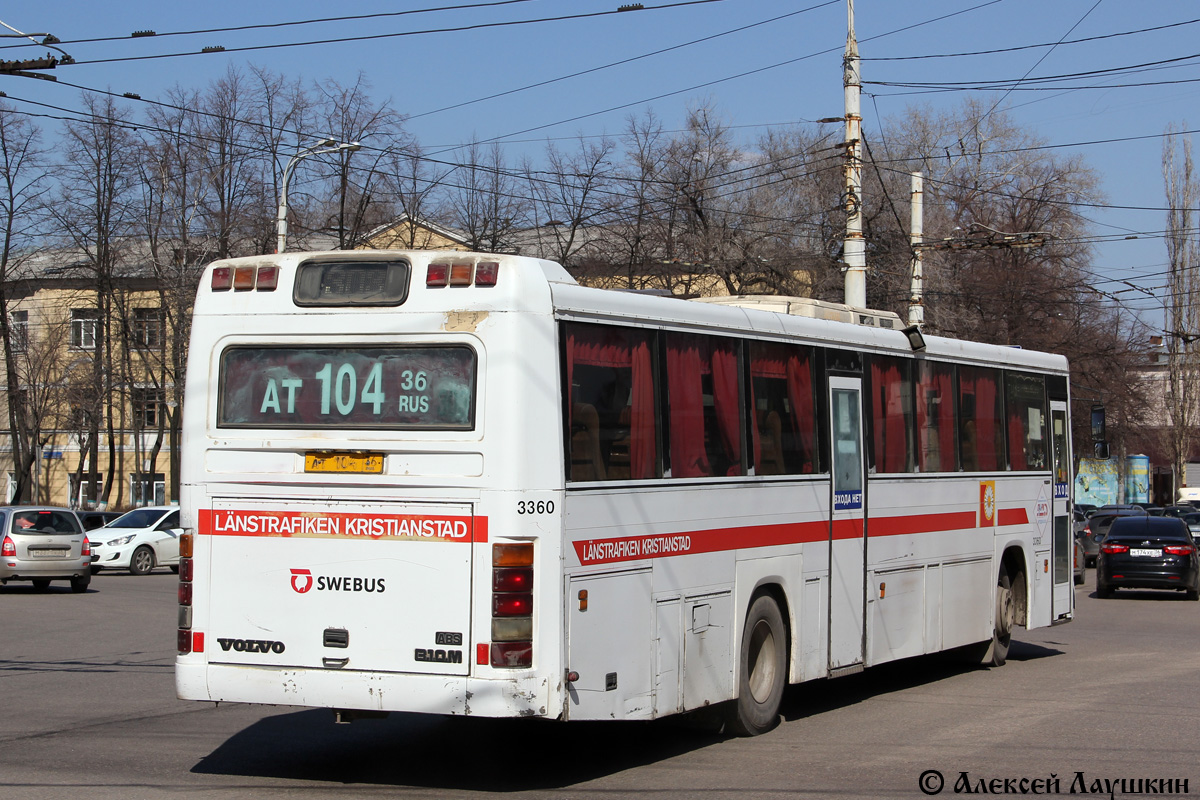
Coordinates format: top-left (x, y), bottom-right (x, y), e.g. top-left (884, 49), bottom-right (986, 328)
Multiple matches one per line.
top-left (276, 138), bottom-right (362, 253)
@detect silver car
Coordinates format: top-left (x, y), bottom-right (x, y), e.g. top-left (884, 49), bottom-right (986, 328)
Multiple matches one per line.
top-left (0, 507), bottom-right (92, 592)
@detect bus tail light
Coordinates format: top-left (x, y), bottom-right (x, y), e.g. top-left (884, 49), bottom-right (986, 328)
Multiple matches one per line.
top-left (426, 261), bottom-right (499, 288)
top-left (211, 267), bottom-right (233, 290)
top-left (491, 543), bottom-right (533, 668)
top-left (177, 531), bottom-right (194, 655)
top-left (475, 262), bottom-right (499, 286)
top-left (211, 264), bottom-right (278, 292)
top-left (426, 263), bottom-right (449, 287)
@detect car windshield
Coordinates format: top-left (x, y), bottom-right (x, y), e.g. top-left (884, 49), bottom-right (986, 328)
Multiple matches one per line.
top-left (9, 509), bottom-right (79, 535)
top-left (108, 509), bottom-right (169, 529)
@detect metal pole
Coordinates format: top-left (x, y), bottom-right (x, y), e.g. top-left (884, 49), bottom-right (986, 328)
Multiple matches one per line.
top-left (909, 172), bottom-right (924, 327)
top-left (842, 0), bottom-right (866, 309)
top-left (275, 139), bottom-right (361, 254)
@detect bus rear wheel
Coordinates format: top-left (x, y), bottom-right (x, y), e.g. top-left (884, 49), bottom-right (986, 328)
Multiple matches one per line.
top-left (726, 594), bottom-right (786, 736)
top-left (983, 567), bottom-right (1015, 667)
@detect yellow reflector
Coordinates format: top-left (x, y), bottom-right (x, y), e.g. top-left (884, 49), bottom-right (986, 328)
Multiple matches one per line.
top-left (493, 542), bottom-right (533, 567)
top-left (449, 262), bottom-right (473, 286)
top-left (179, 532), bottom-right (193, 558)
top-left (233, 265), bottom-right (256, 290)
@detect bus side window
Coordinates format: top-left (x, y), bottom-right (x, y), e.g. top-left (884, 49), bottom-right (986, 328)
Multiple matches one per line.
top-left (570, 403), bottom-right (606, 481)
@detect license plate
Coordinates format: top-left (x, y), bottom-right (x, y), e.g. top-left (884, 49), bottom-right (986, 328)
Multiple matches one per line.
top-left (28, 548), bottom-right (66, 558)
top-left (1130, 548), bottom-right (1162, 557)
top-left (305, 452), bottom-right (384, 474)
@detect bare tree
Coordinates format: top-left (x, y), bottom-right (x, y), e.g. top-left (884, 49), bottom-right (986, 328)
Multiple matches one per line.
top-left (0, 102), bottom-right (51, 501)
top-left (447, 140), bottom-right (528, 252)
top-left (311, 73), bottom-right (408, 248)
top-left (1161, 124), bottom-right (1200, 497)
top-left (56, 94), bottom-right (140, 507)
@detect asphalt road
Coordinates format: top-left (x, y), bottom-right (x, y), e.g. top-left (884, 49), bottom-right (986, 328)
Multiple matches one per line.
top-left (2, 567), bottom-right (1198, 799)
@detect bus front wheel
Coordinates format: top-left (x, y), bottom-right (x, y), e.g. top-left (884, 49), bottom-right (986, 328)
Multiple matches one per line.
top-left (726, 594), bottom-right (786, 736)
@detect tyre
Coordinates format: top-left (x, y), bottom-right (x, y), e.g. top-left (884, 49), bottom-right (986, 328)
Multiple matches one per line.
top-left (726, 594), bottom-right (787, 737)
top-left (129, 546), bottom-right (155, 575)
top-left (169, 565), bottom-right (179, 574)
top-left (982, 567), bottom-right (1015, 667)
top-left (1096, 574), bottom-right (1112, 598)
top-left (70, 574), bottom-right (90, 593)
top-left (31, 578), bottom-right (51, 591)
top-left (90, 565), bottom-right (102, 575)
top-left (1186, 585), bottom-right (1199, 602)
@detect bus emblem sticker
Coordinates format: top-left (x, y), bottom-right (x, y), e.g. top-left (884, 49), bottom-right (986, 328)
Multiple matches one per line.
top-left (290, 568), bottom-right (314, 594)
top-left (979, 481), bottom-right (996, 527)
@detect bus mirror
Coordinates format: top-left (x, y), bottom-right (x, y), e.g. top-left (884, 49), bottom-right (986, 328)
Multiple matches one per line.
top-left (1094, 441), bottom-right (1110, 460)
top-left (1091, 405), bottom-right (1106, 441)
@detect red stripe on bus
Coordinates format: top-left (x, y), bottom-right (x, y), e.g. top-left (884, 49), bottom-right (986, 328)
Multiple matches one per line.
top-left (997, 507), bottom-right (1029, 526)
top-left (197, 509), bottom-right (483, 543)
top-left (573, 508), bottom-right (1017, 566)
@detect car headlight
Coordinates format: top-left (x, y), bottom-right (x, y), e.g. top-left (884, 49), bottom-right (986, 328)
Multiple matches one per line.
top-left (106, 534), bottom-right (136, 547)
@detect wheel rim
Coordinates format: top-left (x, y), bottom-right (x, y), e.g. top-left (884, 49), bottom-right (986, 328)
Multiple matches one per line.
top-left (746, 619), bottom-right (778, 703)
top-left (996, 581), bottom-right (1015, 638)
top-left (135, 550), bottom-right (152, 572)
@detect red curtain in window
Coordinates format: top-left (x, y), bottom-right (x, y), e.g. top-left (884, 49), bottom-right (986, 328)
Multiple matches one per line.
top-left (872, 360), bottom-right (907, 473)
top-left (972, 371), bottom-right (1000, 471)
top-left (710, 341), bottom-right (741, 475)
top-left (628, 338), bottom-right (655, 479)
top-left (785, 351), bottom-right (815, 472)
top-left (666, 337), bottom-right (711, 477)
top-left (566, 325), bottom-right (656, 480)
top-left (1007, 406), bottom-right (1027, 470)
top-left (917, 363), bottom-right (955, 472)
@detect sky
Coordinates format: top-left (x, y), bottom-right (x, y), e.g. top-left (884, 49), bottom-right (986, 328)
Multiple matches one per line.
top-left (1, 0), bottom-right (1194, 332)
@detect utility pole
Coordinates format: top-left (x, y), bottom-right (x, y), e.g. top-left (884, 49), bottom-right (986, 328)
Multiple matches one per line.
top-left (909, 172), bottom-right (924, 327)
top-left (842, 0), bottom-right (866, 309)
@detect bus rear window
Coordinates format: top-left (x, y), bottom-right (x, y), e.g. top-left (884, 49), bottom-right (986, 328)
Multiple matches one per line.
top-left (218, 346), bottom-right (476, 429)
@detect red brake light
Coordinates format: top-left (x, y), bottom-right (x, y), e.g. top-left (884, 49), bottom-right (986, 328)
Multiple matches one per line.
top-left (493, 593), bottom-right (533, 617)
top-left (81, 538), bottom-right (91, 557)
top-left (178, 629), bottom-right (192, 654)
top-left (178, 582), bottom-right (193, 606)
top-left (211, 267), bottom-right (232, 291)
top-left (255, 265), bottom-right (279, 291)
top-left (1, 536), bottom-right (14, 557)
top-left (475, 261), bottom-right (499, 286)
top-left (427, 263), bottom-right (449, 287)
top-left (1101, 542), bottom-right (1129, 554)
top-left (1164, 544), bottom-right (1195, 556)
top-left (493, 567), bottom-right (533, 592)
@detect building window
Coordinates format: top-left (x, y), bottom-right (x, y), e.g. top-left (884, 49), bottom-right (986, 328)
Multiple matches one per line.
top-left (130, 473), bottom-right (165, 506)
top-left (71, 309), bottom-right (99, 350)
top-left (132, 388), bottom-right (165, 428)
top-left (9, 310), bottom-right (28, 353)
top-left (133, 307), bottom-right (164, 350)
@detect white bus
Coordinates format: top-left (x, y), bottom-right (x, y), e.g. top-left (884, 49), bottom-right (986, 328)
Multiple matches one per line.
top-left (175, 250), bottom-right (1074, 735)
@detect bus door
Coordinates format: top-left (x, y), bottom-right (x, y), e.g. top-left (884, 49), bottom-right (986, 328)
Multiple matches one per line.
top-left (828, 376), bottom-right (866, 674)
top-left (1050, 400), bottom-right (1073, 618)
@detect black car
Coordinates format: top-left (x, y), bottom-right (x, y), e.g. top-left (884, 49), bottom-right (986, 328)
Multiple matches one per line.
top-left (77, 511), bottom-right (122, 531)
top-left (1080, 507), bottom-right (1148, 567)
top-left (1095, 516), bottom-right (1200, 600)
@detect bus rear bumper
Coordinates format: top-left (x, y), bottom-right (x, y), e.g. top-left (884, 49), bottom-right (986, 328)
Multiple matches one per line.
top-left (176, 661), bottom-right (553, 719)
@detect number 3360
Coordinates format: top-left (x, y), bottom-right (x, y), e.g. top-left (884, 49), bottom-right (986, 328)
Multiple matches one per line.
top-left (517, 500), bottom-right (554, 515)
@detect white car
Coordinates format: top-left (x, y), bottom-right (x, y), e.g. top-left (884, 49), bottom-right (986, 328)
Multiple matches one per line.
top-left (89, 506), bottom-right (182, 575)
